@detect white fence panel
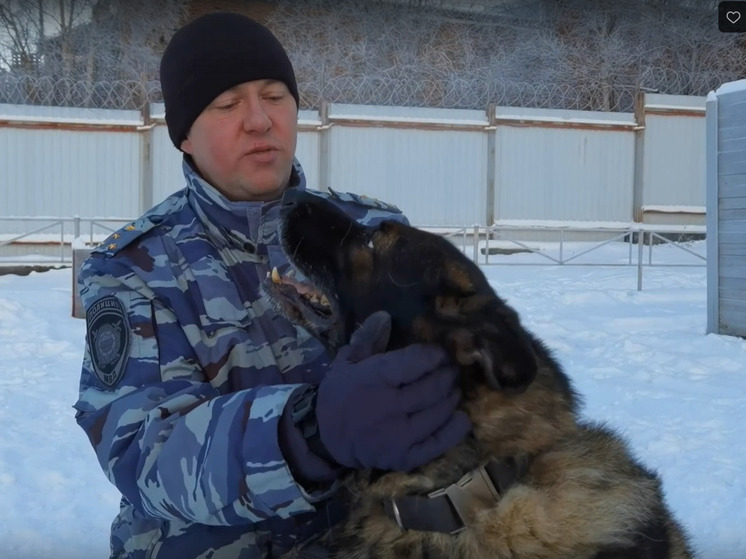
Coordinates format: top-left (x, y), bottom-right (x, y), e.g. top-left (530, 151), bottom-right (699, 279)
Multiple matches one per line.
top-left (641, 94), bottom-right (706, 224)
top-left (327, 104), bottom-right (488, 226)
top-left (493, 106), bottom-right (636, 224)
top-left (150, 103), bottom-right (186, 206)
top-left (0, 104), bottom-right (142, 235)
top-left (0, 94), bottom-right (711, 251)
top-left (297, 109), bottom-right (322, 191)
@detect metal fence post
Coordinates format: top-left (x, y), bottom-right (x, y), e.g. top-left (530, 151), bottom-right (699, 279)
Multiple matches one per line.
top-left (473, 225), bottom-right (479, 262)
top-left (319, 101), bottom-right (331, 191)
top-left (632, 90), bottom-right (646, 223)
top-left (637, 229), bottom-right (644, 291)
top-left (628, 233), bottom-right (633, 264)
top-left (648, 232), bottom-right (654, 265)
top-left (485, 226), bottom-right (490, 264)
top-left (139, 102), bottom-right (154, 213)
top-left (486, 103), bottom-right (497, 228)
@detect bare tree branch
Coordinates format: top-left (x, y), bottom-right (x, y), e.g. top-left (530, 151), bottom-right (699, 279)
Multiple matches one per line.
top-left (0, 0), bottom-right (741, 110)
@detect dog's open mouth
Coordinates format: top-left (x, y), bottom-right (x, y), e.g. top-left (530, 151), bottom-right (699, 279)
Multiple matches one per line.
top-left (269, 266), bottom-right (333, 317)
top-left (263, 266), bottom-right (345, 350)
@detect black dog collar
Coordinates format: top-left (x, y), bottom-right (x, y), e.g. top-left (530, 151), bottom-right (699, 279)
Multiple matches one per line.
top-left (383, 456), bottom-right (529, 534)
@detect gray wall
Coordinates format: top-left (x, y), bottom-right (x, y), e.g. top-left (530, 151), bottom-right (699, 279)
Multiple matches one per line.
top-left (707, 82), bottom-right (746, 338)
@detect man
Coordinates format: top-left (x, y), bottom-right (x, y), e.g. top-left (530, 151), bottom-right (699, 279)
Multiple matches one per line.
top-left (74, 12), bottom-right (471, 559)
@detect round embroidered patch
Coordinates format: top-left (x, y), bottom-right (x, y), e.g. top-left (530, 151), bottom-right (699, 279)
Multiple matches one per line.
top-left (86, 295), bottom-right (130, 388)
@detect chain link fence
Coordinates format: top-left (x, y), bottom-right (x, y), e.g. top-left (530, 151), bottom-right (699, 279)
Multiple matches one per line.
top-left (0, 72), bottom-right (646, 113)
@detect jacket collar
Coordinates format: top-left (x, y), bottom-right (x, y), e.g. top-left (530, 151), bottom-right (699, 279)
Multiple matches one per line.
top-left (182, 156), bottom-right (307, 254)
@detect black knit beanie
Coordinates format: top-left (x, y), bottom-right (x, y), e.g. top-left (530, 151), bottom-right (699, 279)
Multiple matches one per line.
top-left (160, 12), bottom-right (299, 150)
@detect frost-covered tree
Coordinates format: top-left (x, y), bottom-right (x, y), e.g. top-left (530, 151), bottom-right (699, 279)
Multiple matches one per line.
top-left (0, 0), bottom-right (186, 107)
top-left (263, 0), bottom-right (743, 110)
top-left (1, 0), bottom-right (742, 110)
top-left (0, 0), bottom-right (90, 72)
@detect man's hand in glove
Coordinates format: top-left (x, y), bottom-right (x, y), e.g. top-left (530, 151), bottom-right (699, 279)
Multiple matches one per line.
top-left (314, 310), bottom-right (472, 472)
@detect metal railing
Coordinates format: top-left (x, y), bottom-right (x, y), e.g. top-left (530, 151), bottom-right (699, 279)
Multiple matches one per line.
top-left (1, 217), bottom-right (706, 291)
top-left (433, 222), bottom-right (706, 291)
top-left (0, 216), bottom-right (133, 263)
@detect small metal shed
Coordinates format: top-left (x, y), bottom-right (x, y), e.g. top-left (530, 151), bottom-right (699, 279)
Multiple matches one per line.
top-left (706, 79), bottom-right (746, 337)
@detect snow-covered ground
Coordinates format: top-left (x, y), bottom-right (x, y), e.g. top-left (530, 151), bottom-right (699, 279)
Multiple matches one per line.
top-left (0, 240), bottom-right (743, 558)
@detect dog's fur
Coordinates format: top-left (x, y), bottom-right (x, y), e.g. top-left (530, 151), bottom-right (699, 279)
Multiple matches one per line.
top-left (265, 189), bottom-right (695, 559)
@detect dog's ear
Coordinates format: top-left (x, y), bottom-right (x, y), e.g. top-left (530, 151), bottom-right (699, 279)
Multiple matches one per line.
top-left (448, 323), bottom-right (537, 393)
top-left (485, 322), bottom-right (538, 392)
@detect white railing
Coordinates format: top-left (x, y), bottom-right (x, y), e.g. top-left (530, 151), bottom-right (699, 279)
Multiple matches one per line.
top-left (1, 217), bottom-right (706, 291)
top-left (433, 222), bottom-right (706, 291)
top-left (0, 216), bottom-right (133, 264)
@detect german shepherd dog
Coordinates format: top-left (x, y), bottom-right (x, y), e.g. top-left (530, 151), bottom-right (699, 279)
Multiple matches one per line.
top-left (264, 188), bottom-right (694, 559)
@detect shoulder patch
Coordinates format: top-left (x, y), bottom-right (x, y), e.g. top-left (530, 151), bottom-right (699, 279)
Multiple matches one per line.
top-left (86, 295), bottom-right (130, 389)
top-left (327, 187), bottom-right (402, 214)
top-left (91, 192), bottom-right (186, 258)
top-left (92, 217), bottom-right (159, 258)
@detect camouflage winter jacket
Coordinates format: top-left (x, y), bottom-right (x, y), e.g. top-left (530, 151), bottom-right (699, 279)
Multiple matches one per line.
top-left (74, 158), bottom-right (407, 559)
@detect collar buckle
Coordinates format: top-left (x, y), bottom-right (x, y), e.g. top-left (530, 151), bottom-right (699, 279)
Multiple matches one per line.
top-left (383, 457), bottom-right (527, 535)
top-left (425, 464), bottom-right (502, 534)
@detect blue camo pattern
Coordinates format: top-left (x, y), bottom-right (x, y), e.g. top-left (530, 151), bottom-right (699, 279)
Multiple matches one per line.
top-left (74, 157), bottom-right (408, 559)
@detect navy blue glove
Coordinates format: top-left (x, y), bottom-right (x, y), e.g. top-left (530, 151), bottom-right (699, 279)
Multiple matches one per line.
top-left (314, 311), bottom-right (472, 472)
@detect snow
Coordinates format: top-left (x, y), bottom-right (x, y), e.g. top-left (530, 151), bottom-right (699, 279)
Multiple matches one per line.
top-left (70, 237), bottom-right (90, 250)
top-left (0, 103), bottom-right (141, 126)
top-left (331, 114), bottom-right (488, 127)
top-left (641, 205), bottom-right (706, 214)
top-left (492, 219), bottom-right (635, 229)
top-left (0, 240), bottom-right (744, 558)
top-left (490, 219), bottom-right (706, 233)
top-left (329, 103), bottom-right (488, 126)
top-left (644, 105), bottom-right (705, 113)
top-left (494, 105), bottom-right (636, 125)
top-left (494, 113), bottom-right (637, 127)
top-left (0, 114), bottom-right (141, 127)
top-left (644, 94), bottom-right (707, 112)
top-left (714, 79), bottom-right (746, 97)
top-left (0, 254), bottom-right (67, 264)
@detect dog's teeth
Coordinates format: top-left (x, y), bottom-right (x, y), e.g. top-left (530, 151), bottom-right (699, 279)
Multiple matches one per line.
top-left (286, 269), bottom-right (296, 278)
top-left (319, 295), bottom-right (330, 307)
top-left (271, 267), bottom-right (281, 284)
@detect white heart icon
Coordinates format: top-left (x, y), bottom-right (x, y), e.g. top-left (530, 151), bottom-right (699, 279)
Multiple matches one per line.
top-left (727, 10), bottom-right (741, 24)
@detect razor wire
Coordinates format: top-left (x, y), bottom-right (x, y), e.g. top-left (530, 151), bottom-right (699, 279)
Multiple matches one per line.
top-left (0, 0), bottom-right (739, 114)
top-left (0, 75), bottom-right (162, 112)
top-left (0, 72), bottom-right (650, 112)
top-left (298, 76), bottom-right (642, 113)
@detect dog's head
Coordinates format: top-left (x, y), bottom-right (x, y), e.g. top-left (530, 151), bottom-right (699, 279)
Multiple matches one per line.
top-left (263, 188), bottom-right (537, 393)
